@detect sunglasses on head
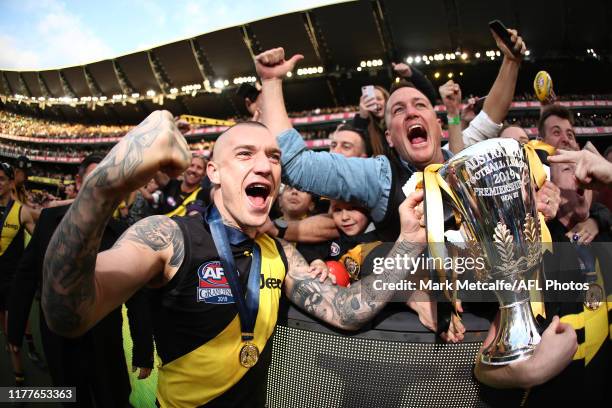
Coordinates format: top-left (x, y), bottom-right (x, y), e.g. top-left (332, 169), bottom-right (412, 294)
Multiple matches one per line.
top-left (0, 162), bottom-right (14, 179)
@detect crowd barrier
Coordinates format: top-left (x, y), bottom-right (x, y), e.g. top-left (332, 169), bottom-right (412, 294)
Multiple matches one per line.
top-left (266, 305), bottom-right (494, 408)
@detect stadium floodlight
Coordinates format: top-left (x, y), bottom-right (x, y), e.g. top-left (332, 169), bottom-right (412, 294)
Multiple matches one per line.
top-left (425, 60), bottom-right (430, 65)
top-left (407, 56), bottom-right (414, 64)
top-left (357, 67), bottom-right (362, 72)
top-left (475, 52), bottom-right (481, 58)
top-left (415, 56), bottom-right (421, 63)
top-left (366, 61), bottom-right (372, 67)
top-left (360, 61), bottom-right (366, 67)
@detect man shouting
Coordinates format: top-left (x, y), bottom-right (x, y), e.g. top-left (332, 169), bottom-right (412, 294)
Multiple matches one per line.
top-left (42, 110), bottom-right (427, 405)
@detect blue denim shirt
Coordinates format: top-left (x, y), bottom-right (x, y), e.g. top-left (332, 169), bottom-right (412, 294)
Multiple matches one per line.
top-left (278, 128), bottom-right (394, 222)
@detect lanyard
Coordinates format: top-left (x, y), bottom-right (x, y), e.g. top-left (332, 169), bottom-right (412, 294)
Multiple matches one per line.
top-left (0, 199), bottom-right (14, 231)
top-left (206, 205), bottom-right (261, 342)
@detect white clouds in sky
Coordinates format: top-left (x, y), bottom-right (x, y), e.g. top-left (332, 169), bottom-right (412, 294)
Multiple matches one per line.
top-left (0, 0), bottom-right (348, 70)
top-left (1, 0), bottom-right (114, 70)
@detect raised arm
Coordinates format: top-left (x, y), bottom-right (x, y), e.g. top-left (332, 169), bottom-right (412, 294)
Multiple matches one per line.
top-left (254, 47), bottom-right (392, 222)
top-left (482, 28), bottom-right (526, 124)
top-left (283, 191), bottom-right (427, 330)
top-left (256, 47), bottom-right (303, 136)
top-left (42, 110), bottom-right (191, 337)
top-left (439, 80), bottom-right (464, 153)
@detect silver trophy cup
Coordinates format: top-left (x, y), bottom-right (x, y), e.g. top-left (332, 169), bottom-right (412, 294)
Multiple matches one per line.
top-left (424, 138), bottom-right (543, 365)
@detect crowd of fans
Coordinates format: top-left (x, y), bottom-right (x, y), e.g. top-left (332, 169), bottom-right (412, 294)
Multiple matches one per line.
top-left (2, 93), bottom-right (611, 143)
top-left (0, 27), bottom-right (611, 408)
top-left (0, 111), bottom-right (131, 139)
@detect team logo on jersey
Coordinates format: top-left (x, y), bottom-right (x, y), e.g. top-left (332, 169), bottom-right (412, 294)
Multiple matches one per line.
top-left (197, 261), bottom-right (235, 304)
top-left (330, 242), bottom-right (341, 257)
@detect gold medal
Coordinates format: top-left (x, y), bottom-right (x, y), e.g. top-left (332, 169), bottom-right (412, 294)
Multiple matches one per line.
top-left (239, 342), bottom-right (259, 368)
top-left (584, 283), bottom-right (603, 311)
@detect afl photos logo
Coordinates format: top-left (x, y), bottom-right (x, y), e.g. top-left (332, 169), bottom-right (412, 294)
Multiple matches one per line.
top-left (197, 261), bottom-right (235, 304)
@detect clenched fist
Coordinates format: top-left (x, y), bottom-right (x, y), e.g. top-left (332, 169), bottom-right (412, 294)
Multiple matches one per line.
top-left (255, 47), bottom-right (304, 81)
top-left (439, 80), bottom-right (462, 116)
top-left (399, 190), bottom-right (427, 243)
top-left (90, 110), bottom-right (191, 194)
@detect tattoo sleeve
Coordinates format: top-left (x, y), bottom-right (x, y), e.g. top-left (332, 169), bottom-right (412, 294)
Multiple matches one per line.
top-left (41, 113), bottom-right (178, 337)
top-left (283, 239), bottom-right (425, 330)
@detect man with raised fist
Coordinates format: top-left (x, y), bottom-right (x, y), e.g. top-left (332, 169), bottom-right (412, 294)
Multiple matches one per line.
top-left (42, 109), bottom-right (428, 407)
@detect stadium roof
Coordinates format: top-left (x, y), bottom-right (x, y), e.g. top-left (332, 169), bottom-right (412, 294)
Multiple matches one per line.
top-left (1, 0), bottom-right (611, 124)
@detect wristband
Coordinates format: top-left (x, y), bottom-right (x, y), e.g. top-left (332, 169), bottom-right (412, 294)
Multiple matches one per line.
top-left (276, 226), bottom-right (288, 239)
top-left (447, 115), bottom-right (461, 126)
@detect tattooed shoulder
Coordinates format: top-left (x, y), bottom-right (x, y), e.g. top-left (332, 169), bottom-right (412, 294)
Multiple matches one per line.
top-left (113, 215), bottom-right (185, 268)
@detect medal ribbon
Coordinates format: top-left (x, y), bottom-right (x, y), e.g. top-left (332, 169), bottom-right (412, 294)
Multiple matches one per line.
top-left (206, 205), bottom-right (261, 342)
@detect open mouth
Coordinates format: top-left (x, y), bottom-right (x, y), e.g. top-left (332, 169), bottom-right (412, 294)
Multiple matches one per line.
top-left (245, 182), bottom-right (271, 208)
top-left (407, 124), bottom-right (428, 145)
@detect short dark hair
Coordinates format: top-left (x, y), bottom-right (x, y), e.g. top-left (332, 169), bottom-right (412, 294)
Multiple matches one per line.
top-left (537, 105), bottom-right (574, 140)
top-left (335, 123), bottom-right (373, 156)
top-left (78, 154), bottom-right (104, 179)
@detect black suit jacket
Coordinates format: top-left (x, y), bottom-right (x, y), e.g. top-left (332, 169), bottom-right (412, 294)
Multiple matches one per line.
top-left (7, 205), bottom-right (154, 407)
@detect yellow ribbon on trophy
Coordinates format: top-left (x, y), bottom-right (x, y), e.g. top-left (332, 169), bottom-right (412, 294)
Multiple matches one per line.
top-left (416, 140), bottom-right (556, 319)
top-left (524, 140), bottom-right (556, 318)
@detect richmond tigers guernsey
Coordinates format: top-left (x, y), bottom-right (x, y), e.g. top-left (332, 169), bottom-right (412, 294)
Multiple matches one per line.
top-left (0, 201), bottom-right (24, 289)
top-left (151, 215), bottom-right (287, 408)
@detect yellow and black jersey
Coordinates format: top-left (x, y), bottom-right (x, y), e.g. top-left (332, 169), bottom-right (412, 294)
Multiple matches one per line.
top-left (151, 215), bottom-right (288, 408)
top-left (524, 220), bottom-right (611, 407)
top-left (0, 201), bottom-right (24, 288)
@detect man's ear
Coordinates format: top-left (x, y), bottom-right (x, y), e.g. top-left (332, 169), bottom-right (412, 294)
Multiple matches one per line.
top-left (207, 161), bottom-right (220, 185)
top-left (385, 129), bottom-right (393, 147)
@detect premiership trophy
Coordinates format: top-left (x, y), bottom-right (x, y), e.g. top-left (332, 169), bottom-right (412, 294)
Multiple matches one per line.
top-left (422, 138), bottom-right (547, 365)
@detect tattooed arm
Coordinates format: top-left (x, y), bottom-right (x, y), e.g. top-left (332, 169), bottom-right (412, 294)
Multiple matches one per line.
top-left (42, 111), bottom-right (191, 337)
top-left (283, 191), bottom-right (427, 330)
